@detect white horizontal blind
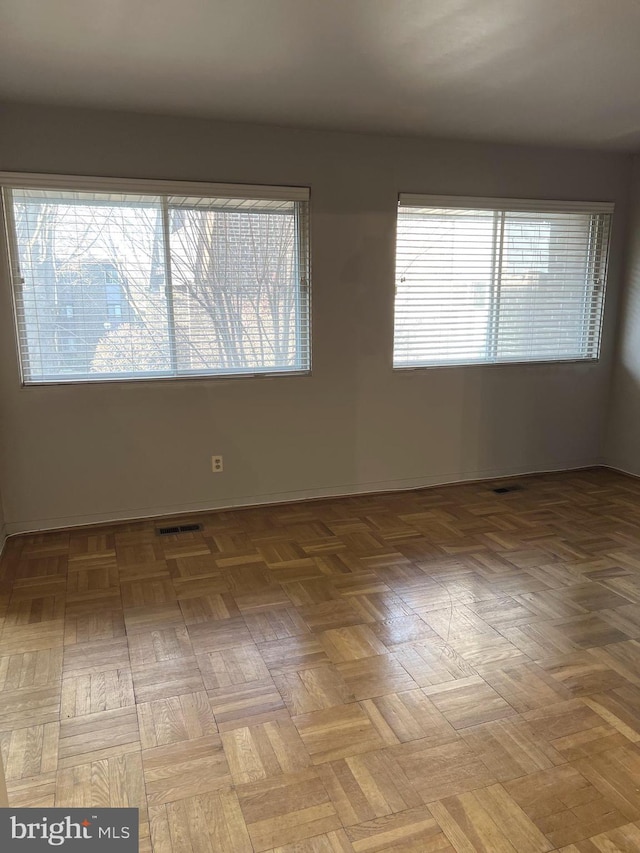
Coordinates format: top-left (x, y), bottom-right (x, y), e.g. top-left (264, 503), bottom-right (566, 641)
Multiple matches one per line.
top-left (2, 177), bottom-right (310, 383)
top-left (394, 195), bottom-right (612, 367)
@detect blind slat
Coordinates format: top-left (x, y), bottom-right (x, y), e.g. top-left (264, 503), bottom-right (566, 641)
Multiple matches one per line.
top-left (3, 183), bottom-right (311, 384)
top-left (393, 199), bottom-right (611, 368)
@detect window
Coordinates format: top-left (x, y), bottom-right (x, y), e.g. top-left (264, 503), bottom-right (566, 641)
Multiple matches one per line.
top-left (1, 174), bottom-right (310, 384)
top-left (394, 194), bottom-right (612, 367)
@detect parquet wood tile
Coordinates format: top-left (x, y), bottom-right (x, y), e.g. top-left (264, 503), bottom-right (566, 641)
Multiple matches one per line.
top-left (158, 534), bottom-right (212, 561)
top-left (430, 784), bottom-right (553, 853)
top-left (128, 626), bottom-right (195, 667)
top-left (208, 679), bottom-right (287, 732)
top-left (300, 600), bottom-right (368, 633)
top-left (535, 650), bottom-right (632, 697)
top-left (599, 604), bottom-right (640, 639)
top-left (68, 532), bottom-right (115, 560)
top-left (132, 658), bottom-right (205, 704)
top-left (345, 805), bottom-right (454, 852)
top-left (275, 664), bottom-right (356, 713)
top-left (0, 647), bottom-right (62, 691)
top-left (123, 603), bottom-right (185, 635)
top-left (545, 614), bottom-right (632, 650)
top-left (234, 587), bottom-right (292, 614)
top-left (61, 669), bottom-right (135, 717)
top-left (6, 469), bottom-right (640, 850)
top-left (436, 572), bottom-right (505, 606)
top-left (582, 694), bottom-right (640, 743)
top-left (258, 634), bottom-right (330, 673)
top-left (319, 749), bottom-right (422, 826)
top-left (423, 676), bottom-right (517, 729)
top-left (590, 640), bottom-right (640, 685)
top-left (0, 683), bottom-right (61, 730)
top-left (462, 717), bottom-right (564, 781)
top-left (360, 689), bottom-right (457, 746)
top-left (420, 603), bottom-right (502, 641)
top-left (170, 571), bottom-right (228, 598)
top-left (293, 703), bottom-right (392, 764)
top-left (320, 625), bottom-right (389, 663)
top-left (393, 639), bottom-right (476, 686)
top-left (0, 621), bottom-right (65, 656)
top-left (335, 655), bottom-right (416, 700)
top-left (347, 593), bottom-right (415, 623)
top-left (142, 734), bottom-right (231, 805)
top-left (127, 626), bottom-right (205, 703)
top-left (63, 609), bottom-right (126, 645)
top-left (66, 557), bottom-right (119, 593)
top-left (583, 692), bottom-right (640, 743)
top-left (504, 764), bottom-right (629, 847)
top-left (596, 574), bottom-right (640, 606)
top-left (574, 744), bottom-right (640, 822)
top-left (282, 578), bottom-right (341, 607)
top-left (481, 661), bottom-right (573, 712)
top-left (390, 581), bottom-right (454, 612)
top-left (136, 691), bottom-right (218, 748)
top-left (221, 718), bottom-right (311, 784)
top-left (221, 560), bottom-right (275, 589)
top-left (546, 583), bottom-right (633, 613)
top-left (57, 706), bottom-right (140, 769)
top-left (236, 767), bottom-right (341, 851)
top-left (513, 588), bottom-right (589, 621)
top-left (4, 591), bottom-right (66, 627)
top-left (269, 828), bottom-right (354, 853)
top-left (466, 595), bottom-right (543, 629)
top-left (115, 541), bottom-right (163, 568)
top-left (63, 637), bottom-right (130, 675)
top-left (501, 621), bottom-right (580, 660)
top-left (391, 737), bottom-right (496, 802)
top-left (9, 572), bottom-right (66, 595)
top-left (330, 574), bottom-right (390, 599)
top-left (522, 699), bottom-right (631, 761)
top-left (6, 772), bottom-right (57, 808)
top-left (557, 821), bottom-right (640, 851)
top-left (187, 615), bottom-right (254, 653)
top-left (55, 752), bottom-right (146, 811)
top-left (151, 790), bottom-right (252, 853)
top-left (426, 620), bottom-right (534, 672)
top-left (178, 592), bottom-right (240, 623)
top-left (313, 553), bottom-right (369, 577)
top-left (244, 606), bottom-right (311, 643)
top-left (370, 615), bottom-right (438, 649)
top-left (3, 722), bottom-right (59, 780)
top-left (197, 643), bottom-right (271, 689)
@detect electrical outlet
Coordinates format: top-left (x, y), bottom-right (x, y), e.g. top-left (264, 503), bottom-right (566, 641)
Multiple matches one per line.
top-left (211, 455), bottom-right (223, 473)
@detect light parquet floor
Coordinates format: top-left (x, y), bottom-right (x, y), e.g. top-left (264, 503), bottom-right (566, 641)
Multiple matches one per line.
top-left (3, 468), bottom-right (640, 851)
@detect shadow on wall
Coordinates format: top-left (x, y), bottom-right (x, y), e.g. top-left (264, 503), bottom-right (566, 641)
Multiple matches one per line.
top-left (606, 154), bottom-right (640, 475)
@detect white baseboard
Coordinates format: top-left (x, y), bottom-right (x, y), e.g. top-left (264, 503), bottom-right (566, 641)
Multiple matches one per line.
top-left (3, 458), bottom-right (600, 539)
top-left (601, 462), bottom-right (640, 480)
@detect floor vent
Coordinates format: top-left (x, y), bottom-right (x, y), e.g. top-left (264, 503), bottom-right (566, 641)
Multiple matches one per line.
top-left (492, 485), bottom-right (523, 494)
top-left (156, 523), bottom-right (203, 536)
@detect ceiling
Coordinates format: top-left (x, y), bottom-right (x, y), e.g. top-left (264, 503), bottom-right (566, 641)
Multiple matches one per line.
top-left (2, 0), bottom-right (640, 150)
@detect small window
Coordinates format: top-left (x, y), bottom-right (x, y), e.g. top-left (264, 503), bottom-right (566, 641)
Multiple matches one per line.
top-left (2, 175), bottom-right (310, 384)
top-left (393, 194), bottom-right (612, 368)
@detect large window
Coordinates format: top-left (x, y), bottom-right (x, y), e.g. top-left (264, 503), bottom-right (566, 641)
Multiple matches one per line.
top-left (1, 175), bottom-right (310, 384)
top-left (394, 194), bottom-right (612, 367)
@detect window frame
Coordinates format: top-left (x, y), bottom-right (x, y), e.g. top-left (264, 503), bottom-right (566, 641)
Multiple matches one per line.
top-left (0, 172), bottom-right (312, 387)
top-left (392, 193), bottom-right (614, 371)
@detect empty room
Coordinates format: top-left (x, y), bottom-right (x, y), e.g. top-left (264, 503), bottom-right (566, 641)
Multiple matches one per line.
top-left (3, 1), bottom-right (640, 851)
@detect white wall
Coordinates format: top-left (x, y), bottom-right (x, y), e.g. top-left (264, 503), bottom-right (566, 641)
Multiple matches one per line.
top-left (0, 103), bottom-right (632, 534)
top-left (606, 154), bottom-right (640, 473)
